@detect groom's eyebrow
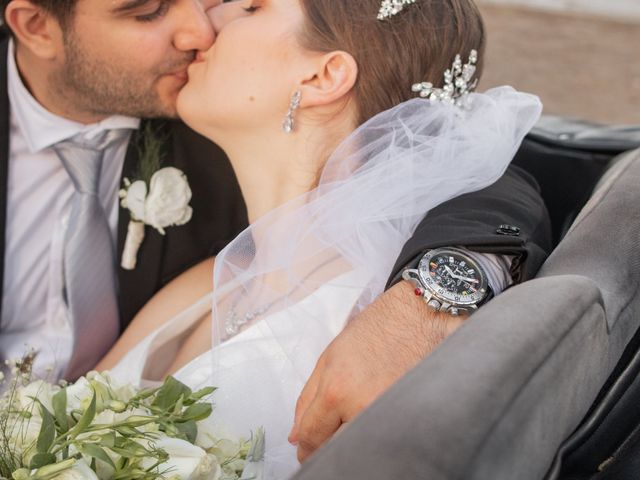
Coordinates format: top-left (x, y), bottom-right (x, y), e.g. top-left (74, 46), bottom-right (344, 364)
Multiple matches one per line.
top-left (112, 0), bottom-right (154, 14)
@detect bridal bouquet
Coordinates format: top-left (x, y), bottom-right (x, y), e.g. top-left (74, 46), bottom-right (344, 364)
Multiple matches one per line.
top-left (0, 357), bottom-right (262, 480)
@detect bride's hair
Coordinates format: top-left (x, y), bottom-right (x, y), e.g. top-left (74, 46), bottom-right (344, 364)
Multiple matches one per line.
top-left (299, 0), bottom-right (486, 125)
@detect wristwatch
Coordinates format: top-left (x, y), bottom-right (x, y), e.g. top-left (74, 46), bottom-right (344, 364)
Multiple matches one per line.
top-left (402, 247), bottom-right (492, 316)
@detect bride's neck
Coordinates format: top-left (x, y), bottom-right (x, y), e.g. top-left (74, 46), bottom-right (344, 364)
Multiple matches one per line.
top-left (218, 125), bottom-right (348, 223)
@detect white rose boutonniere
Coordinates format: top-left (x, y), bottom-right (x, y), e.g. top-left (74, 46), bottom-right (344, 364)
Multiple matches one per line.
top-left (119, 124), bottom-right (193, 270)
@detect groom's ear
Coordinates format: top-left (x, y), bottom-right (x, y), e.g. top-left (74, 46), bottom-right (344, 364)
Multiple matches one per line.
top-left (299, 51), bottom-right (358, 108)
top-left (4, 0), bottom-right (64, 60)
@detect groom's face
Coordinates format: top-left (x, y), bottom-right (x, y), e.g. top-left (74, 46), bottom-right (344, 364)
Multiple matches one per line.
top-left (50, 0), bottom-right (216, 119)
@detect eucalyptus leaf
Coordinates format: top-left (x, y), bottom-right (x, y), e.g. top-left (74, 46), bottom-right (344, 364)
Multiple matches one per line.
top-left (179, 403), bottom-right (212, 423)
top-left (151, 377), bottom-right (191, 411)
top-left (189, 387), bottom-right (216, 402)
top-left (69, 390), bottom-right (96, 438)
top-left (176, 421), bottom-right (197, 443)
top-left (115, 426), bottom-right (140, 437)
top-left (29, 453), bottom-right (56, 470)
top-left (108, 440), bottom-right (150, 458)
top-left (80, 444), bottom-right (116, 469)
top-left (36, 403), bottom-right (56, 453)
top-left (52, 389), bottom-right (68, 434)
top-left (98, 433), bottom-right (117, 449)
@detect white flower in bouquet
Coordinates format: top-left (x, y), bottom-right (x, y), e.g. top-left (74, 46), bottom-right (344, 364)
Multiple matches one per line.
top-left (15, 380), bottom-right (58, 413)
top-left (143, 437), bottom-right (220, 480)
top-left (1, 372), bottom-right (259, 480)
top-left (66, 371), bottom-right (136, 413)
top-left (50, 460), bottom-right (100, 480)
top-left (64, 376), bottom-right (93, 412)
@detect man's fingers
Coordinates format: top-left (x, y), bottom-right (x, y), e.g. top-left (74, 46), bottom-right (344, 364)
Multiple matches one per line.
top-left (289, 359), bottom-right (323, 444)
top-left (295, 393), bottom-right (342, 462)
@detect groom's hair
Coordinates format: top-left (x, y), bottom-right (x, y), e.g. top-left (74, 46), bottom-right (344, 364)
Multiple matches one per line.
top-left (298, 0), bottom-right (486, 126)
top-left (1, 0), bottom-right (77, 31)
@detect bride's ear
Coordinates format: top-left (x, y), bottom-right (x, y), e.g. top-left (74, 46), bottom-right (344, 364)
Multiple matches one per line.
top-left (298, 51), bottom-right (358, 108)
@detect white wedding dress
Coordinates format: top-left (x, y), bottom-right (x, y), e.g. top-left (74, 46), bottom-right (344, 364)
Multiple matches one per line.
top-left (111, 270), bottom-right (369, 479)
top-left (111, 88), bottom-right (542, 480)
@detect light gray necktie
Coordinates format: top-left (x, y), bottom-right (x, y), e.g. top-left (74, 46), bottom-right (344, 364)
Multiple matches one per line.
top-left (53, 130), bottom-right (128, 380)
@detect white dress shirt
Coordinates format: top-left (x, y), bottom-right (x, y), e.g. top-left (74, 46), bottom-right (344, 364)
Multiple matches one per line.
top-left (0, 40), bottom-right (140, 380)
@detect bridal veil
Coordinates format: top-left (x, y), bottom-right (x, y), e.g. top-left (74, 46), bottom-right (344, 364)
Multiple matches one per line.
top-left (201, 87), bottom-right (542, 477)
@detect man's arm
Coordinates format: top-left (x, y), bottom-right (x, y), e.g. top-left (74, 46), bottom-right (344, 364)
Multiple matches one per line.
top-left (289, 164), bottom-right (553, 461)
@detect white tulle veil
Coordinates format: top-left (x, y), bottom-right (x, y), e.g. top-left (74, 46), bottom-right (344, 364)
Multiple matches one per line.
top-left (203, 86), bottom-right (542, 477)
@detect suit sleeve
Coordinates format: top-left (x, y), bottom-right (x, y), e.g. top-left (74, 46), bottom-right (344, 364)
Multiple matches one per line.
top-left (386, 164), bottom-right (553, 288)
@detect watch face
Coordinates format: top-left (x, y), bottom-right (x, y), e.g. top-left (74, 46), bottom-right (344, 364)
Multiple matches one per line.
top-left (418, 249), bottom-right (488, 306)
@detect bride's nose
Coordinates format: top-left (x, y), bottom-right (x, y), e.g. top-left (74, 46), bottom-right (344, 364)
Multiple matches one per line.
top-left (207, 2), bottom-right (250, 34)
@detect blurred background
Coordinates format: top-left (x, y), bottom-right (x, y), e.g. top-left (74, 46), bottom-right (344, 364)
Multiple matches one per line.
top-left (475, 0), bottom-right (639, 124)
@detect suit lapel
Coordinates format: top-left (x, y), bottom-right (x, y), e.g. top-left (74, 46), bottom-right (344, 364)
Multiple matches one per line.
top-left (0, 38), bottom-right (11, 321)
top-left (116, 119), bottom-right (167, 330)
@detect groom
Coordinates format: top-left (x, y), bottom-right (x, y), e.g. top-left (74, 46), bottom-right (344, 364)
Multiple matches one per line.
top-left (0, 0), bottom-right (551, 457)
top-left (0, 0), bottom-right (247, 380)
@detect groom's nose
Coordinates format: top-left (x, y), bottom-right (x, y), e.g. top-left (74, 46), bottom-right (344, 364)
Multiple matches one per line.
top-left (172, 0), bottom-right (217, 52)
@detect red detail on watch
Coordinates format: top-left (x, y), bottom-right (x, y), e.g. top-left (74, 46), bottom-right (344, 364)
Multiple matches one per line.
top-left (414, 288), bottom-right (423, 296)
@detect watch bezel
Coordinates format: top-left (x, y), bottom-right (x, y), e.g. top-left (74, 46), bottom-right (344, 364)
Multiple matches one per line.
top-left (417, 248), bottom-right (489, 307)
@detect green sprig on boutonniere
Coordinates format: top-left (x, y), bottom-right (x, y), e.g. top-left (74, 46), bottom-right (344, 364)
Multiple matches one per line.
top-left (119, 123), bottom-right (193, 270)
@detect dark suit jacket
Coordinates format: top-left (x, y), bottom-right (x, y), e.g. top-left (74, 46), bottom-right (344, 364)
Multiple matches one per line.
top-left (388, 165), bottom-right (553, 288)
top-left (0, 38), bottom-right (248, 332)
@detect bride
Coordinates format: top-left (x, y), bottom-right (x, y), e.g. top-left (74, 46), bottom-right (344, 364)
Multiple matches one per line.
top-left (98, 0), bottom-right (541, 477)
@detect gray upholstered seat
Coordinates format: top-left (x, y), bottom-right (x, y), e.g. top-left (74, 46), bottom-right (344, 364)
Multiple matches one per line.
top-left (292, 148), bottom-right (640, 480)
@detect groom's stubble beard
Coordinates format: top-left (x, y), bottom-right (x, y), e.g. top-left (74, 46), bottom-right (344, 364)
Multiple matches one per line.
top-left (49, 29), bottom-right (196, 120)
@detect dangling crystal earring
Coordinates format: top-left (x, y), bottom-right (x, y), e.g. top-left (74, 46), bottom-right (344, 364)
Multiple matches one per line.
top-left (282, 91), bottom-right (302, 134)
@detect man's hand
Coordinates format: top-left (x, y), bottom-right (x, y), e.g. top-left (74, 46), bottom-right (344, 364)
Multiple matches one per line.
top-left (288, 281), bottom-right (465, 462)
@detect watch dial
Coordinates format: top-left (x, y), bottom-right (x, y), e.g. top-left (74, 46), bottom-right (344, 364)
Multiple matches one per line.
top-left (418, 250), bottom-right (488, 305)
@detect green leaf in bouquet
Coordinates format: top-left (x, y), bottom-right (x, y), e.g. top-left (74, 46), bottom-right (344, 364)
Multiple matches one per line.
top-left (179, 403), bottom-right (212, 423)
top-left (97, 432), bottom-right (116, 449)
top-left (114, 426), bottom-right (141, 437)
top-left (29, 453), bottom-right (56, 470)
top-left (52, 389), bottom-right (68, 434)
top-left (172, 396), bottom-right (184, 416)
top-left (175, 420), bottom-right (197, 444)
top-left (79, 444), bottom-right (116, 470)
top-left (36, 403), bottom-right (56, 453)
top-left (129, 388), bottom-right (156, 403)
top-left (90, 382), bottom-right (111, 412)
top-left (108, 440), bottom-right (150, 458)
top-left (114, 416), bottom-right (157, 429)
top-left (186, 387), bottom-right (216, 405)
top-left (68, 390), bottom-right (96, 438)
top-left (30, 458), bottom-right (75, 480)
top-left (151, 377), bottom-right (191, 411)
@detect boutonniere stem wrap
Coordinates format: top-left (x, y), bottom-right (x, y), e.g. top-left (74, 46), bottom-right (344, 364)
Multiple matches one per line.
top-left (119, 167), bottom-right (193, 270)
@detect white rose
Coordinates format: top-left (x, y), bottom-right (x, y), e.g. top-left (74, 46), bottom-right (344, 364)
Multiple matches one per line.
top-left (122, 180), bottom-right (147, 221)
top-left (144, 167), bottom-right (193, 234)
top-left (144, 437), bottom-right (220, 480)
top-left (50, 460), bottom-right (99, 480)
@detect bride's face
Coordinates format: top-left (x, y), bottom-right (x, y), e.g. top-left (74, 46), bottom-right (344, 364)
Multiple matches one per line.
top-left (177, 0), bottom-right (307, 139)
